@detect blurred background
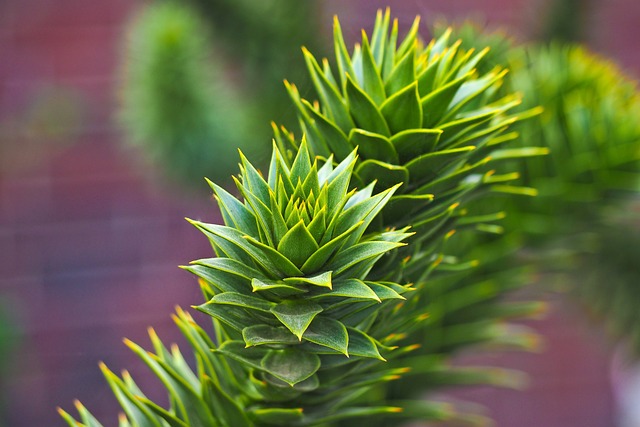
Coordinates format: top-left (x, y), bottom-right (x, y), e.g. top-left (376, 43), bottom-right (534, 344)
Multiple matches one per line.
top-left (1, 0), bottom-right (639, 426)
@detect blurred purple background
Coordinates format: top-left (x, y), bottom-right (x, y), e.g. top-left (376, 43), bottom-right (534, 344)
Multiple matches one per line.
top-left (1, 1), bottom-right (639, 426)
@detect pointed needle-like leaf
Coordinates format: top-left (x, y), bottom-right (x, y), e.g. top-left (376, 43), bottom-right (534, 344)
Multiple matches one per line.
top-left (271, 300), bottom-right (324, 340)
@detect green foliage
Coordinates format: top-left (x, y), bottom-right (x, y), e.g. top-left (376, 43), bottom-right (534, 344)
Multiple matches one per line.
top-left (539, 0), bottom-right (594, 42)
top-left (510, 44), bottom-right (640, 234)
top-left (62, 10), bottom-right (554, 427)
top-left (190, 0), bottom-right (320, 116)
top-left (431, 20), bottom-right (514, 75)
top-left (509, 44), bottom-right (640, 351)
top-left (61, 142), bottom-right (420, 426)
top-left (275, 9), bottom-right (545, 423)
top-left (119, 1), bottom-right (261, 187)
top-left (445, 23), bottom-right (640, 354)
top-left (278, 10), bottom-right (546, 236)
top-left (0, 300), bottom-right (20, 422)
top-left (118, 0), bottom-right (320, 190)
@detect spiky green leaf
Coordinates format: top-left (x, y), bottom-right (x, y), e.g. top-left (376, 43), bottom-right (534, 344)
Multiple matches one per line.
top-left (271, 300), bottom-right (324, 340)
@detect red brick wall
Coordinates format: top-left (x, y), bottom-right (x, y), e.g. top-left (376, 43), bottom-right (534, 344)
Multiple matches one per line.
top-left (0, 1), bottom-right (638, 426)
top-left (0, 1), bottom-right (219, 424)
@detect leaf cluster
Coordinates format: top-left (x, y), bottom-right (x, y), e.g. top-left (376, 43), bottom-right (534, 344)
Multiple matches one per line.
top-left (61, 9), bottom-right (559, 427)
